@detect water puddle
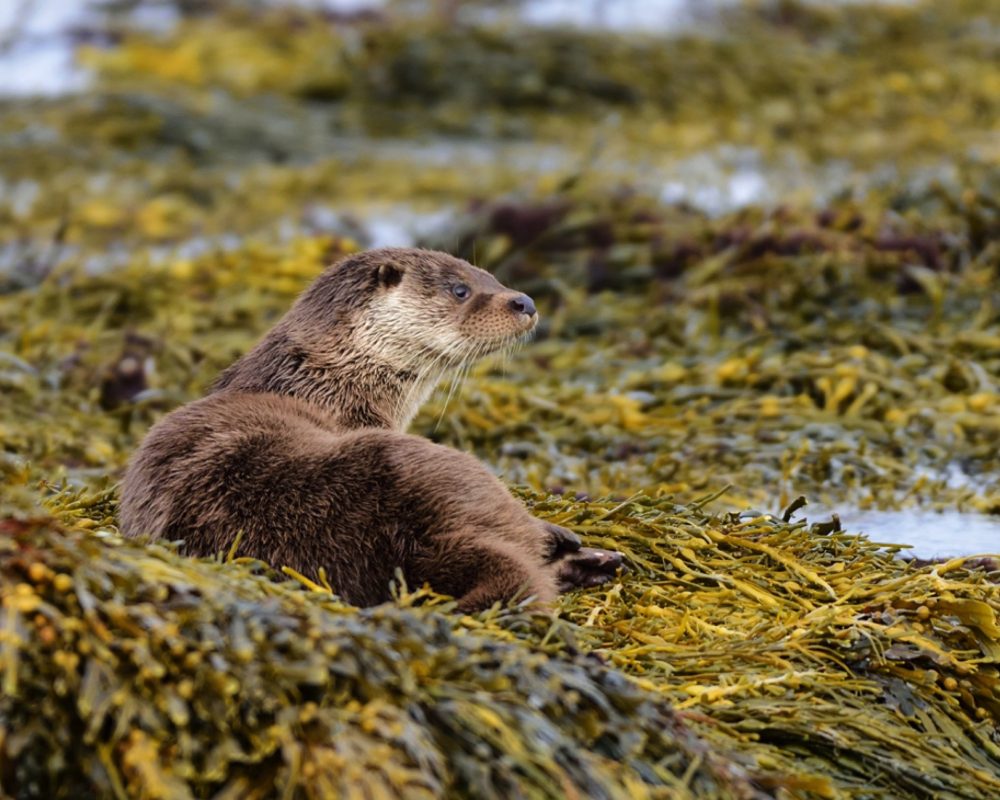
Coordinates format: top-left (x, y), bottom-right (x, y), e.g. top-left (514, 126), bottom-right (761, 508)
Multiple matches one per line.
top-left (811, 508), bottom-right (1000, 559)
top-left (301, 203), bottom-right (458, 248)
top-left (526, 0), bottom-right (919, 30)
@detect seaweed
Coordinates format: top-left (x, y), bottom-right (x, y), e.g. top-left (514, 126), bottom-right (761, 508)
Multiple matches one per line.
top-left (3, 489), bottom-right (999, 797)
top-left (2, 1), bottom-right (1000, 796)
top-left (0, 518), bottom-right (760, 799)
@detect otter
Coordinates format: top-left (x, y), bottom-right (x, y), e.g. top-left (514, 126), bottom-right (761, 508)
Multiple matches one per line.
top-left (119, 248), bottom-right (623, 611)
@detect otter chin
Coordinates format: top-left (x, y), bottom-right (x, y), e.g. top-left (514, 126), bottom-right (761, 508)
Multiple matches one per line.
top-left (119, 247), bottom-right (623, 612)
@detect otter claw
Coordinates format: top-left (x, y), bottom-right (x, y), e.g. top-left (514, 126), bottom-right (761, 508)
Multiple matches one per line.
top-left (544, 522), bottom-right (582, 562)
top-left (557, 547), bottom-right (626, 592)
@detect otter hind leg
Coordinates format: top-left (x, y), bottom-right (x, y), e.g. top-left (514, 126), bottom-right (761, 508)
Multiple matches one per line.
top-left (555, 547), bottom-right (626, 593)
top-left (455, 567), bottom-right (550, 614)
top-left (413, 540), bottom-right (557, 613)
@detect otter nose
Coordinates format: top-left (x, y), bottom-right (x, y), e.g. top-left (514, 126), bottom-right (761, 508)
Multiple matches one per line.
top-left (508, 294), bottom-right (536, 317)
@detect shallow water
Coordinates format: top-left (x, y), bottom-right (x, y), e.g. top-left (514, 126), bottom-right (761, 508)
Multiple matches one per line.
top-left (811, 508), bottom-right (1000, 558)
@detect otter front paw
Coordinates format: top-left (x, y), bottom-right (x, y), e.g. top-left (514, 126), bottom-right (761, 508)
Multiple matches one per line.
top-left (543, 522), bottom-right (582, 563)
top-left (556, 547), bottom-right (625, 592)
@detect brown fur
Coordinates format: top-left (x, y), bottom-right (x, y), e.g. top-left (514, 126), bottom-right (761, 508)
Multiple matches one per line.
top-left (119, 248), bottom-right (622, 611)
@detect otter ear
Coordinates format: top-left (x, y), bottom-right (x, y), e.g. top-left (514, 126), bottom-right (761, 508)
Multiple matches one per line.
top-left (377, 262), bottom-right (403, 288)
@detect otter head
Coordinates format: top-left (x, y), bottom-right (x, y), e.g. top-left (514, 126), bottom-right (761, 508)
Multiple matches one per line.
top-left (299, 247), bottom-right (537, 373)
top-left (268, 248), bottom-right (537, 428)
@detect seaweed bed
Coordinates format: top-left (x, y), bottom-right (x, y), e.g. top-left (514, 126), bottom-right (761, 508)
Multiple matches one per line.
top-left (1, 1), bottom-right (1000, 797)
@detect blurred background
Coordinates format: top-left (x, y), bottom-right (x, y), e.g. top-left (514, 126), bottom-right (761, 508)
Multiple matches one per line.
top-left (1, 0), bottom-right (999, 555)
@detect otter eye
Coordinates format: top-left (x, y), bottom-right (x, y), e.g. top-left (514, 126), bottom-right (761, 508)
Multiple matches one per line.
top-left (451, 284), bottom-right (471, 301)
